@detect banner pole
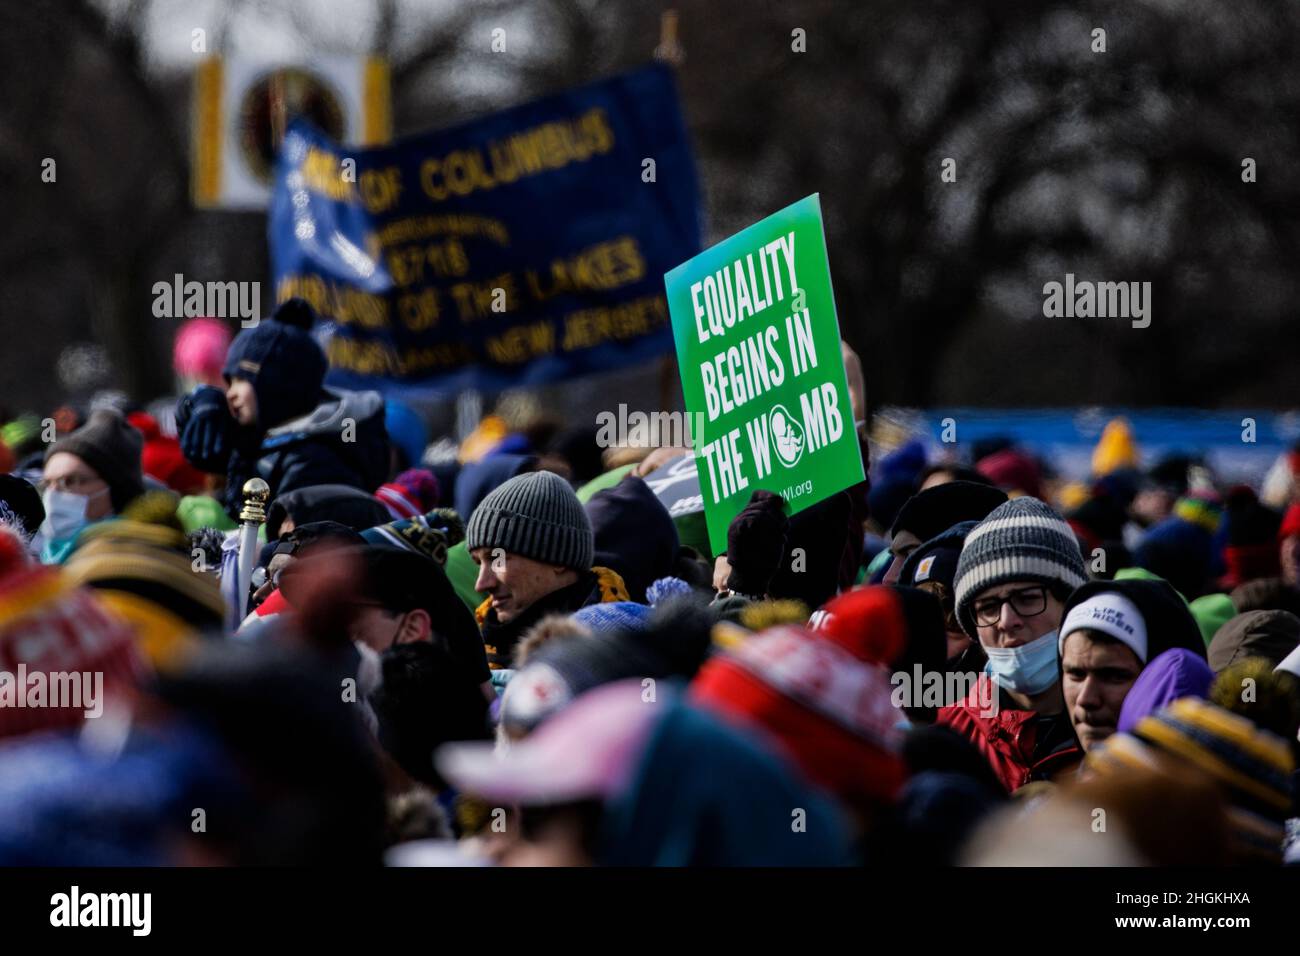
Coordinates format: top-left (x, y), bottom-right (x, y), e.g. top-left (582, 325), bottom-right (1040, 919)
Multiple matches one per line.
top-left (270, 69), bottom-right (287, 151)
top-left (456, 390), bottom-right (483, 443)
top-left (654, 10), bottom-right (685, 66)
top-left (235, 478), bottom-right (270, 623)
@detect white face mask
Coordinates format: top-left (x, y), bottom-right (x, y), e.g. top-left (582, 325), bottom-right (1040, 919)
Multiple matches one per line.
top-left (983, 629), bottom-right (1061, 696)
top-left (40, 487), bottom-right (106, 542)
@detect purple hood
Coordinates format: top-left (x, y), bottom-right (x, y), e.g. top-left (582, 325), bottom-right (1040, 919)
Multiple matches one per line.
top-left (1117, 648), bottom-right (1215, 735)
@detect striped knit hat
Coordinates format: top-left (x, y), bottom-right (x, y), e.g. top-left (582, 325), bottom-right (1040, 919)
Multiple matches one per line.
top-left (0, 565), bottom-right (147, 739)
top-left (1087, 697), bottom-right (1294, 862)
top-left (362, 507), bottom-right (463, 568)
top-left (63, 501), bottom-right (225, 669)
top-left (374, 468), bottom-right (440, 521)
top-left (465, 471), bottom-right (593, 571)
top-left (691, 624), bottom-right (907, 809)
top-left (953, 496), bottom-right (1088, 637)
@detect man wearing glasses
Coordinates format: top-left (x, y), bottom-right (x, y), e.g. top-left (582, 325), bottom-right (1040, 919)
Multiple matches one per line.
top-left (937, 496), bottom-right (1090, 793)
top-left (39, 409), bottom-right (145, 564)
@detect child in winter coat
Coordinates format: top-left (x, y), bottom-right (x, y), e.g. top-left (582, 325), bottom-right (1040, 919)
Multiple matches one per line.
top-left (175, 299), bottom-right (389, 520)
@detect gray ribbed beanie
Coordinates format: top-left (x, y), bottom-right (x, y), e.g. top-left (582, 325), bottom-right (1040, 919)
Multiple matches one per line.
top-left (953, 495), bottom-right (1088, 637)
top-left (465, 470), bottom-right (593, 570)
top-left (45, 408), bottom-right (145, 513)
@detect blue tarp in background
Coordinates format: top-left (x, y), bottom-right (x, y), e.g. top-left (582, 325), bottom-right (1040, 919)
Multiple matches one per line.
top-left (268, 64), bottom-right (700, 398)
top-left (893, 407), bottom-right (1300, 485)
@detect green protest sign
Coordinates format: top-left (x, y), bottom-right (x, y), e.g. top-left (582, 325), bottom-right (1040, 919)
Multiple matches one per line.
top-left (665, 194), bottom-right (864, 555)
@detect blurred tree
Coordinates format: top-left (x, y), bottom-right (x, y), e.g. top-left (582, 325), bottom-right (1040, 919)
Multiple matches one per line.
top-left (2, 0), bottom-right (1297, 414)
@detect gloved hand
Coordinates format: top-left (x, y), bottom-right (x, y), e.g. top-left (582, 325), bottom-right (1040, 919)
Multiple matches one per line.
top-left (724, 489), bottom-right (789, 598)
top-left (176, 385), bottom-right (234, 473)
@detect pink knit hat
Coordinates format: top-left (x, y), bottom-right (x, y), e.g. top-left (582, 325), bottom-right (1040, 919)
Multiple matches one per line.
top-left (173, 317), bottom-right (232, 384)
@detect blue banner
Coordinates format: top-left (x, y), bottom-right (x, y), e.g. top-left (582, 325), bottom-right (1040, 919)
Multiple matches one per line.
top-left (268, 64), bottom-right (701, 397)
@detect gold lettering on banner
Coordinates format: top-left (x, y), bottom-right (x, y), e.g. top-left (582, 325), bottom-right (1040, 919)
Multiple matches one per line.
top-left (486, 321), bottom-right (556, 364)
top-left (419, 108), bottom-right (615, 203)
top-left (561, 295), bottom-right (668, 351)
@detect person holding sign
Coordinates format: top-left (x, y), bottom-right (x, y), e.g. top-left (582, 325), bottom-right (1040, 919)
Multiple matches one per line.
top-left (666, 194), bottom-right (866, 560)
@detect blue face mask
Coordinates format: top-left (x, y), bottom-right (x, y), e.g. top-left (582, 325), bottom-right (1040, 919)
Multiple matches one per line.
top-left (983, 629), bottom-right (1060, 695)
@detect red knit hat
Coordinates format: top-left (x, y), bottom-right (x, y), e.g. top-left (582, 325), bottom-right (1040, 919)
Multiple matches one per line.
top-left (690, 625), bottom-right (907, 808)
top-left (977, 448), bottom-right (1044, 499)
top-left (807, 585), bottom-right (909, 665)
top-left (374, 468), bottom-right (440, 521)
top-left (0, 564), bottom-right (148, 740)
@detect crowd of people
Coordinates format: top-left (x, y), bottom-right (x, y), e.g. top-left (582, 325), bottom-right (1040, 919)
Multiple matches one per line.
top-left (1, 299), bottom-right (1299, 866)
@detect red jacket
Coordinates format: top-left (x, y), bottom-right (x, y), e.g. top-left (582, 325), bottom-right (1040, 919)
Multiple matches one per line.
top-left (936, 675), bottom-right (1081, 794)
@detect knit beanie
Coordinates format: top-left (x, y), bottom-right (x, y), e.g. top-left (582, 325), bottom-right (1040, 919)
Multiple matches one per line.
top-left (221, 298), bottom-right (327, 429)
top-left (976, 448), bottom-right (1043, 499)
top-left (690, 624), bottom-right (907, 809)
top-left (1216, 486), bottom-right (1281, 588)
top-left (0, 565), bottom-right (147, 739)
top-left (1059, 577), bottom-right (1206, 665)
top-left (465, 470), bottom-right (593, 571)
top-left (362, 507), bottom-right (463, 567)
top-left (809, 585), bottom-right (908, 665)
top-left (889, 482), bottom-right (1007, 542)
top-left (898, 519), bottom-right (979, 592)
top-left (1172, 489), bottom-right (1224, 534)
top-left (953, 496), bottom-right (1088, 638)
top-left (1089, 699), bottom-right (1293, 862)
top-left (1189, 592), bottom-right (1236, 648)
top-left (173, 316), bottom-right (232, 384)
top-left (868, 474), bottom-right (916, 534)
top-left (877, 439), bottom-right (928, 484)
top-left (374, 468), bottom-right (440, 521)
top-left (807, 585), bottom-right (948, 719)
top-left (265, 484), bottom-right (391, 541)
top-left (64, 493), bottom-right (225, 668)
top-left (572, 600), bottom-right (653, 635)
top-left (1067, 493), bottom-right (1129, 556)
top-left (45, 408), bottom-right (145, 513)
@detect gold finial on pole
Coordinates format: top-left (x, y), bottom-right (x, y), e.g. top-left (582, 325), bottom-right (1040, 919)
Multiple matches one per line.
top-left (239, 477), bottom-right (271, 524)
top-left (654, 10), bottom-right (685, 66)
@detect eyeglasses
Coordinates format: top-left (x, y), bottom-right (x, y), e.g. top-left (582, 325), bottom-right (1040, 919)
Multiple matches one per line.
top-left (972, 586), bottom-right (1048, 626)
top-left (917, 581), bottom-right (958, 630)
top-left (251, 566), bottom-right (282, 590)
top-left (39, 474), bottom-right (107, 494)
